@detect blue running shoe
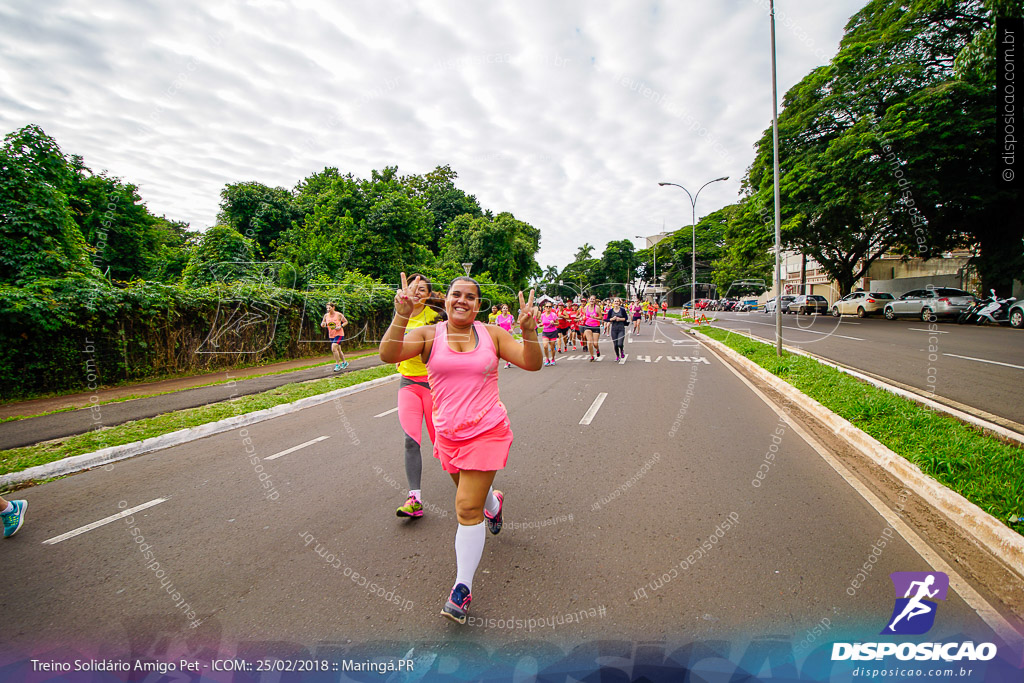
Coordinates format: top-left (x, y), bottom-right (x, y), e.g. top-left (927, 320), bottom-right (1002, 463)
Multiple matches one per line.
top-left (440, 583), bottom-right (472, 624)
top-left (484, 490), bottom-right (503, 535)
top-left (2, 499), bottom-right (27, 538)
top-left (340, 361), bottom-right (349, 369)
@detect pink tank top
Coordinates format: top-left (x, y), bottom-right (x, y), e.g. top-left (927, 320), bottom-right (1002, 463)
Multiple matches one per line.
top-left (496, 313), bottom-right (514, 331)
top-left (427, 321), bottom-right (506, 441)
top-left (584, 305), bottom-right (601, 326)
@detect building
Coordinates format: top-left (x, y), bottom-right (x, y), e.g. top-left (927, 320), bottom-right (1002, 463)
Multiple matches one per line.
top-left (768, 250), bottom-right (974, 305)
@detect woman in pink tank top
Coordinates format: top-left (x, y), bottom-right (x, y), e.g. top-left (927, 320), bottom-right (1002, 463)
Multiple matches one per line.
top-left (495, 304), bottom-right (515, 369)
top-left (581, 295), bottom-right (603, 361)
top-left (379, 273), bottom-right (542, 625)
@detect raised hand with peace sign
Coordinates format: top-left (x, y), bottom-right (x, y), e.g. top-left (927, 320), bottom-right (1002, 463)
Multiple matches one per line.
top-left (515, 289), bottom-right (539, 333)
top-left (393, 271), bottom-right (426, 318)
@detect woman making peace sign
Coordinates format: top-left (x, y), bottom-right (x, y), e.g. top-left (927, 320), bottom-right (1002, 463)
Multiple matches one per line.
top-left (379, 273), bottom-right (542, 624)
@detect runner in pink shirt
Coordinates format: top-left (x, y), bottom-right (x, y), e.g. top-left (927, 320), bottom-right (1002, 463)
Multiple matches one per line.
top-left (581, 295), bottom-right (603, 361)
top-left (380, 273), bottom-right (541, 624)
top-left (495, 304), bottom-right (515, 368)
top-left (540, 303), bottom-right (559, 366)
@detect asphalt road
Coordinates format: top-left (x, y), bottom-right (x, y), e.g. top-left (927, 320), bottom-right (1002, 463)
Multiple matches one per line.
top-left (708, 310), bottom-right (1024, 426)
top-left (6, 311), bottom-right (1022, 454)
top-left (0, 356), bottom-right (386, 452)
top-left (0, 319), bottom-right (1017, 673)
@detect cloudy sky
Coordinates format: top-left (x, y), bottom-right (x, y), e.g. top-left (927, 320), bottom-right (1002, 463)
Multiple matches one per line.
top-left (1, 0), bottom-right (866, 270)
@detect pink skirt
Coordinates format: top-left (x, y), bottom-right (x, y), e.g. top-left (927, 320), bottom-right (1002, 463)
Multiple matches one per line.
top-left (433, 417), bottom-right (513, 473)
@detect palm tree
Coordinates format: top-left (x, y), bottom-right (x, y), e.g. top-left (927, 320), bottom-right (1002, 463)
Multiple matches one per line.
top-left (574, 243), bottom-right (594, 262)
top-left (535, 265), bottom-right (559, 296)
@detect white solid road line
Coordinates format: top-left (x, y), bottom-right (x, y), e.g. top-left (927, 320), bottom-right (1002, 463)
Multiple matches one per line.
top-left (701, 342), bottom-right (1024, 650)
top-left (264, 435), bottom-right (330, 461)
top-left (374, 407), bottom-right (399, 418)
top-left (725, 318), bottom-right (865, 341)
top-left (43, 498), bottom-right (168, 545)
top-left (944, 353), bottom-right (1024, 371)
top-left (579, 392), bottom-right (608, 425)
top-left (907, 328), bottom-right (950, 333)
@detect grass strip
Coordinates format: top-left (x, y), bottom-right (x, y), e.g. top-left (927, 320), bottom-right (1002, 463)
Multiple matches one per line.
top-left (0, 350), bottom-right (380, 423)
top-left (0, 363), bottom-right (397, 480)
top-left (695, 326), bottom-right (1023, 533)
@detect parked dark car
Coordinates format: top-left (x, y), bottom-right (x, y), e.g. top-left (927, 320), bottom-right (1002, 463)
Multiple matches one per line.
top-left (790, 294), bottom-right (829, 315)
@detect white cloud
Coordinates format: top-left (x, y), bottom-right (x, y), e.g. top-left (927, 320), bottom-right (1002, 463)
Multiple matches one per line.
top-left (0, 0), bottom-right (863, 271)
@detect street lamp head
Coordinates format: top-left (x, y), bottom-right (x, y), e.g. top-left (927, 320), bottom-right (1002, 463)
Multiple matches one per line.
top-left (715, 176), bottom-right (729, 182)
top-left (658, 182), bottom-right (669, 186)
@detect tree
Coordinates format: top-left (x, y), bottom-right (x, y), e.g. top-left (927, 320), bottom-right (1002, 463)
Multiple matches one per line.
top-left (218, 181), bottom-right (300, 257)
top-left (440, 212), bottom-right (541, 291)
top-left (401, 165), bottom-right (483, 251)
top-left (575, 243), bottom-right (595, 261)
top-left (877, 78), bottom-right (1022, 294)
top-left (743, 0), bottom-right (1006, 295)
top-left (69, 169), bottom-right (164, 282)
top-left (148, 216), bottom-right (195, 283)
top-left (597, 240), bottom-right (636, 297)
top-left (557, 258), bottom-right (601, 300)
top-left (0, 125), bottom-right (97, 284)
top-left (182, 225), bottom-right (257, 288)
top-left (712, 200), bottom-right (774, 295)
top-left (277, 166), bottom-right (435, 285)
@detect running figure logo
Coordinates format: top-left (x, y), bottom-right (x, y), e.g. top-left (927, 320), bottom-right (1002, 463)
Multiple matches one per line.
top-left (881, 571), bottom-right (949, 635)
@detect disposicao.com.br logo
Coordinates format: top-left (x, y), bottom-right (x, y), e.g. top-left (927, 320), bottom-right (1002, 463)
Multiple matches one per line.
top-left (832, 571), bottom-right (998, 662)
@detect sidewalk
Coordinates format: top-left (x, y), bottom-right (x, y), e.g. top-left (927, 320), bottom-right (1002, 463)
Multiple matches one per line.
top-left (0, 353), bottom-right (344, 420)
top-left (0, 352), bottom-right (384, 451)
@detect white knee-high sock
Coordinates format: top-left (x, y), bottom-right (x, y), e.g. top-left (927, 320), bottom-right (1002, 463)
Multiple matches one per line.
top-left (454, 521), bottom-right (486, 590)
top-left (484, 487), bottom-right (500, 516)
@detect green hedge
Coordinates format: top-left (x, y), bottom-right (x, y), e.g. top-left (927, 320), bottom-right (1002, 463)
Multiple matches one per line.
top-left (0, 273), bottom-right (395, 399)
top-left (0, 271), bottom-right (530, 399)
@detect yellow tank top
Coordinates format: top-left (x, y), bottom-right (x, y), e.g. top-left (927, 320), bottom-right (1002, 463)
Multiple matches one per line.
top-left (396, 306), bottom-right (439, 377)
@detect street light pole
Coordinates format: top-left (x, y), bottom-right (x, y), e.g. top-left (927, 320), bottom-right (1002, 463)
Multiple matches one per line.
top-left (771, 0), bottom-right (783, 356)
top-left (658, 177), bottom-right (729, 318)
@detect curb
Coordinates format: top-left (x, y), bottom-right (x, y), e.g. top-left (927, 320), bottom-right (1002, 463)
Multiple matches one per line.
top-left (0, 373), bottom-right (400, 488)
top-left (688, 328), bottom-right (1024, 580)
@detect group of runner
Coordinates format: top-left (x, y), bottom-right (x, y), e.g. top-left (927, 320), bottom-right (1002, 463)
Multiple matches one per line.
top-left (496, 297), bottom-right (668, 365)
top-left (375, 277), bottom-right (673, 625)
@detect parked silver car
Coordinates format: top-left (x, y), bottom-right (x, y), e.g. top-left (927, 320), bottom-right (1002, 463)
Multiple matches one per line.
top-left (1008, 300), bottom-right (1024, 329)
top-left (883, 287), bottom-right (975, 321)
top-left (764, 295), bottom-right (796, 314)
top-left (790, 294), bottom-right (829, 315)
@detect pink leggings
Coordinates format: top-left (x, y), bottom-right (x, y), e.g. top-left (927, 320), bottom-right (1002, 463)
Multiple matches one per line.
top-left (398, 376), bottom-right (435, 490)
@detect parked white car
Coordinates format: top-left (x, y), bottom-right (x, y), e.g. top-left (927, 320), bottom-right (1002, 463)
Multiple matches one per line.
top-left (831, 291), bottom-right (895, 318)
